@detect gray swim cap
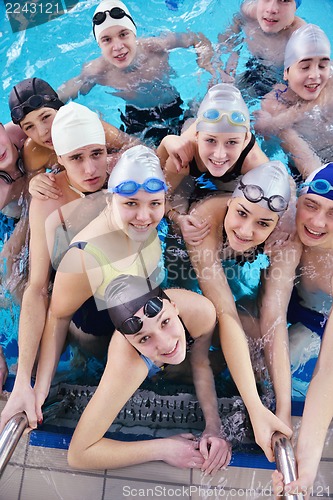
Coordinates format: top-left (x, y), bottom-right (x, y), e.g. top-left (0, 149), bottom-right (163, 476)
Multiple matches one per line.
top-left (232, 161), bottom-right (291, 215)
top-left (284, 24), bottom-right (331, 70)
top-left (51, 102), bottom-right (106, 156)
top-left (105, 274), bottom-right (169, 334)
top-left (196, 84), bottom-right (250, 134)
top-left (108, 145), bottom-right (167, 194)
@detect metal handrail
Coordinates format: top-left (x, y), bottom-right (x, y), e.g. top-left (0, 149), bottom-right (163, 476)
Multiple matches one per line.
top-left (0, 412), bottom-right (28, 477)
top-left (272, 432), bottom-right (303, 499)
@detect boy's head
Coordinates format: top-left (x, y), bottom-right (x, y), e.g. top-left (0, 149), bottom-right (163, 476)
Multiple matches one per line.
top-left (93, 0), bottom-right (137, 41)
top-left (284, 24), bottom-right (331, 70)
top-left (297, 163), bottom-right (333, 249)
top-left (256, 0), bottom-right (300, 34)
top-left (283, 24), bottom-right (331, 100)
top-left (9, 77), bottom-right (63, 126)
top-left (51, 102), bottom-right (107, 193)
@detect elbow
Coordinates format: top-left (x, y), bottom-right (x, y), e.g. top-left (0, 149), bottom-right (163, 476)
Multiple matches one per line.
top-left (67, 442), bottom-right (86, 469)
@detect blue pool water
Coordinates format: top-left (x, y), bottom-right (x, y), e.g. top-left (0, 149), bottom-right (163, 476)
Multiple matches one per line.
top-left (1, 0), bottom-right (333, 390)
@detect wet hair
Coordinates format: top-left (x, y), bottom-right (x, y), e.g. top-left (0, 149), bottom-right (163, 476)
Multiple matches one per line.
top-left (9, 77), bottom-right (64, 125)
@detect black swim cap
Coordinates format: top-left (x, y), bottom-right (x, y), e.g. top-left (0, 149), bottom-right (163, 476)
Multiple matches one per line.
top-left (105, 274), bottom-right (168, 333)
top-left (9, 77), bottom-right (64, 125)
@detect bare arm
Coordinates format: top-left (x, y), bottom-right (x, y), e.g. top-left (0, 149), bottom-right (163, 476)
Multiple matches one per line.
top-left (259, 239), bottom-right (301, 426)
top-left (57, 60), bottom-right (100, 103)
top-left (34, 247), bottom-right (100, 404)
top-left (0, 198), bottom-right (56, 430)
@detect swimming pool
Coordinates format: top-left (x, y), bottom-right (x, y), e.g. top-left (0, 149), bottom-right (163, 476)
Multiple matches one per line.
top-left (1, 0), bottom-right (333, 388)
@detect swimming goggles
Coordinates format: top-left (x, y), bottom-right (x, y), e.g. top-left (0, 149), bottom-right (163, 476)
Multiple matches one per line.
top-left (201, 109), bottom-right (249, 128)
top-left (238, 179), bottom-right (288, 212)
top-left (93, 7), bottom-right (137, 37)
top-left (10, 94), bottom-right (58, 124)
top-left (300, 179), bottom-right (333, 195)
top-left (111, 178), bottom-right (167, 196)
top-left (0, 156), bottom-right (25, 185)
top-left (119, 296), bottom-right (164, 335)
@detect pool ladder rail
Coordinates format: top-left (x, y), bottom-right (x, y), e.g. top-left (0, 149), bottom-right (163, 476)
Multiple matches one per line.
top-left (272, 431), bottom-right (304, 499)
top-left (0, 411), bottom-right (28, 478)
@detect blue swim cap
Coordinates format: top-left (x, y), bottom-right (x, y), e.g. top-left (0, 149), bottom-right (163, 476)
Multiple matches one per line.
top-left (295, 0), bottom-right (302, 9)
top-left (299, 163), bottom-right (333, 201)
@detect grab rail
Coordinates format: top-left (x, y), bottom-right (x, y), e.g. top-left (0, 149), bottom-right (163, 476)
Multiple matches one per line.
top-left (272, 432), bottom-right (303, 499)
top-left (0, 412), bottom-right (28, 478)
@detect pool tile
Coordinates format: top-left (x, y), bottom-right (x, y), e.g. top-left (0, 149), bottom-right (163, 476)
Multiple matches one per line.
top-left (0, 464), bottom-right (24, 500)
top-left (20, 468), bottom-right (105, 500)
top-left (106, 461), bottom-right (191, 484)
top-left (104, 477), bottom-right (188, 500)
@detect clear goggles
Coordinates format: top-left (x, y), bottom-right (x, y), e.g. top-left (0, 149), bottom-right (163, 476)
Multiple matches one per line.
top-left (239, 179), bottom-right (288, 213)
top-left (119, 296), bottom-right (164, 335)
top-left (111, 178), bottom-right (167, 196)
top-left (201, 108), bottom-right (248, 127)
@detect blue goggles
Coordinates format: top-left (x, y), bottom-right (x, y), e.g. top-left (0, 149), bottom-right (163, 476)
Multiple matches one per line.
top-left (201, 109), bottom-right (248, 127)
top-left (300, 179), bottom-right (333, 195)
top-left (111, 178), bottom-right (167, 196)
top-left (239, 179), bottom-right (288, 213)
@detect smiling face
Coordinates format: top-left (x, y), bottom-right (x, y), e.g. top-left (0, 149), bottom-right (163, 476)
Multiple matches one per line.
top-left (256, 0), bottom-right (297, 33)
top-left (124, 299), bottom-right (187, 366)
top-left (296, 194), bottom-right (333, 249)
top-left (284, 56), bottom-right (331, 101)
top-left (224, 197), bottom-right (279, 251)
top-left (98, 25), bottom-right (137, 68)
top-left (197, 131), bottom-right (247, 177)
top-left (111, 189), bottom-right (165, 242)
top-left (57, 144), bottom-right (107, 193)
top-left (20, 107), bottom-right (57, 149)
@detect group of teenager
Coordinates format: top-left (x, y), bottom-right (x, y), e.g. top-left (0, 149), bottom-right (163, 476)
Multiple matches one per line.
top-left (0, 0), bottom-right (332, 497)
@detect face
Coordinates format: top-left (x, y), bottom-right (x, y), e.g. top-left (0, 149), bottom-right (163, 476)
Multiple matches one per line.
top-left (98, 25), bottom-right (137, 68)
top-left (296, 194), bottom-right (333, 249)
top-left (197, 131), bottom-right (247, 177)
top-left (224, 197), bottom-right (279, 251)
top-left (125, 300), bottom-right (187, 366)
top-left (256, 0), bottom-right (296, 33)
top-left (58, 144), bottom-right (107, 193)
top-left (0, 124), bottom-right (17, 171)
top-left (111, 189), bottom-right (165, 241)
top-left (20, 107), bottom-right (57, 149)
top-left (284, 57), bottom-right (331, 101)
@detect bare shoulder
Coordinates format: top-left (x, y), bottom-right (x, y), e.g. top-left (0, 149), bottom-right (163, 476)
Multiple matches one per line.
top-left (139, 36), bottom-right (169, 54)
top-left (192, 194), bottom-right (229, 223)
top-left (241, 0), bottom-right (257, 20)
top-left (261, 85), bottom-right (287, 113)
top-left (82, 56), bottom-right (111, 77)
top-left (165, 288), bottom-right (216, 338)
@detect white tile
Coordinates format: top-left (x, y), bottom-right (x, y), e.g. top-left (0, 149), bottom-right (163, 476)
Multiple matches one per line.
top-left (20, 468), bottom-right (104, 500)
top-left (0, 464), bottom-right (23, 500)
top-left (106, 460), bottom-right (191, 484)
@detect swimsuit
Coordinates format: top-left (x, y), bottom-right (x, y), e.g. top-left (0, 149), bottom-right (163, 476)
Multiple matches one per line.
top-left (237, 57), bottom-right (283, 98)
top-left (68, 231), bottom-right (163, 337)
top-left (119, 96), bottom-right (184, 145)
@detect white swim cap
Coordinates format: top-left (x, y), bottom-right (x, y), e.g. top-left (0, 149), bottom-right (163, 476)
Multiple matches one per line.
top-left (108, 145), bottom-right (167, 194)
top-left (93, 0), bottom-right (137, 41)
top-left (284, 24), bottom-right (331, 70)
top-left (232, 161), bottom-right (291, 216)
top-left (196, 84), bottom-right (250, 134)
top-left (51, 102), bottom-right (106, 156)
